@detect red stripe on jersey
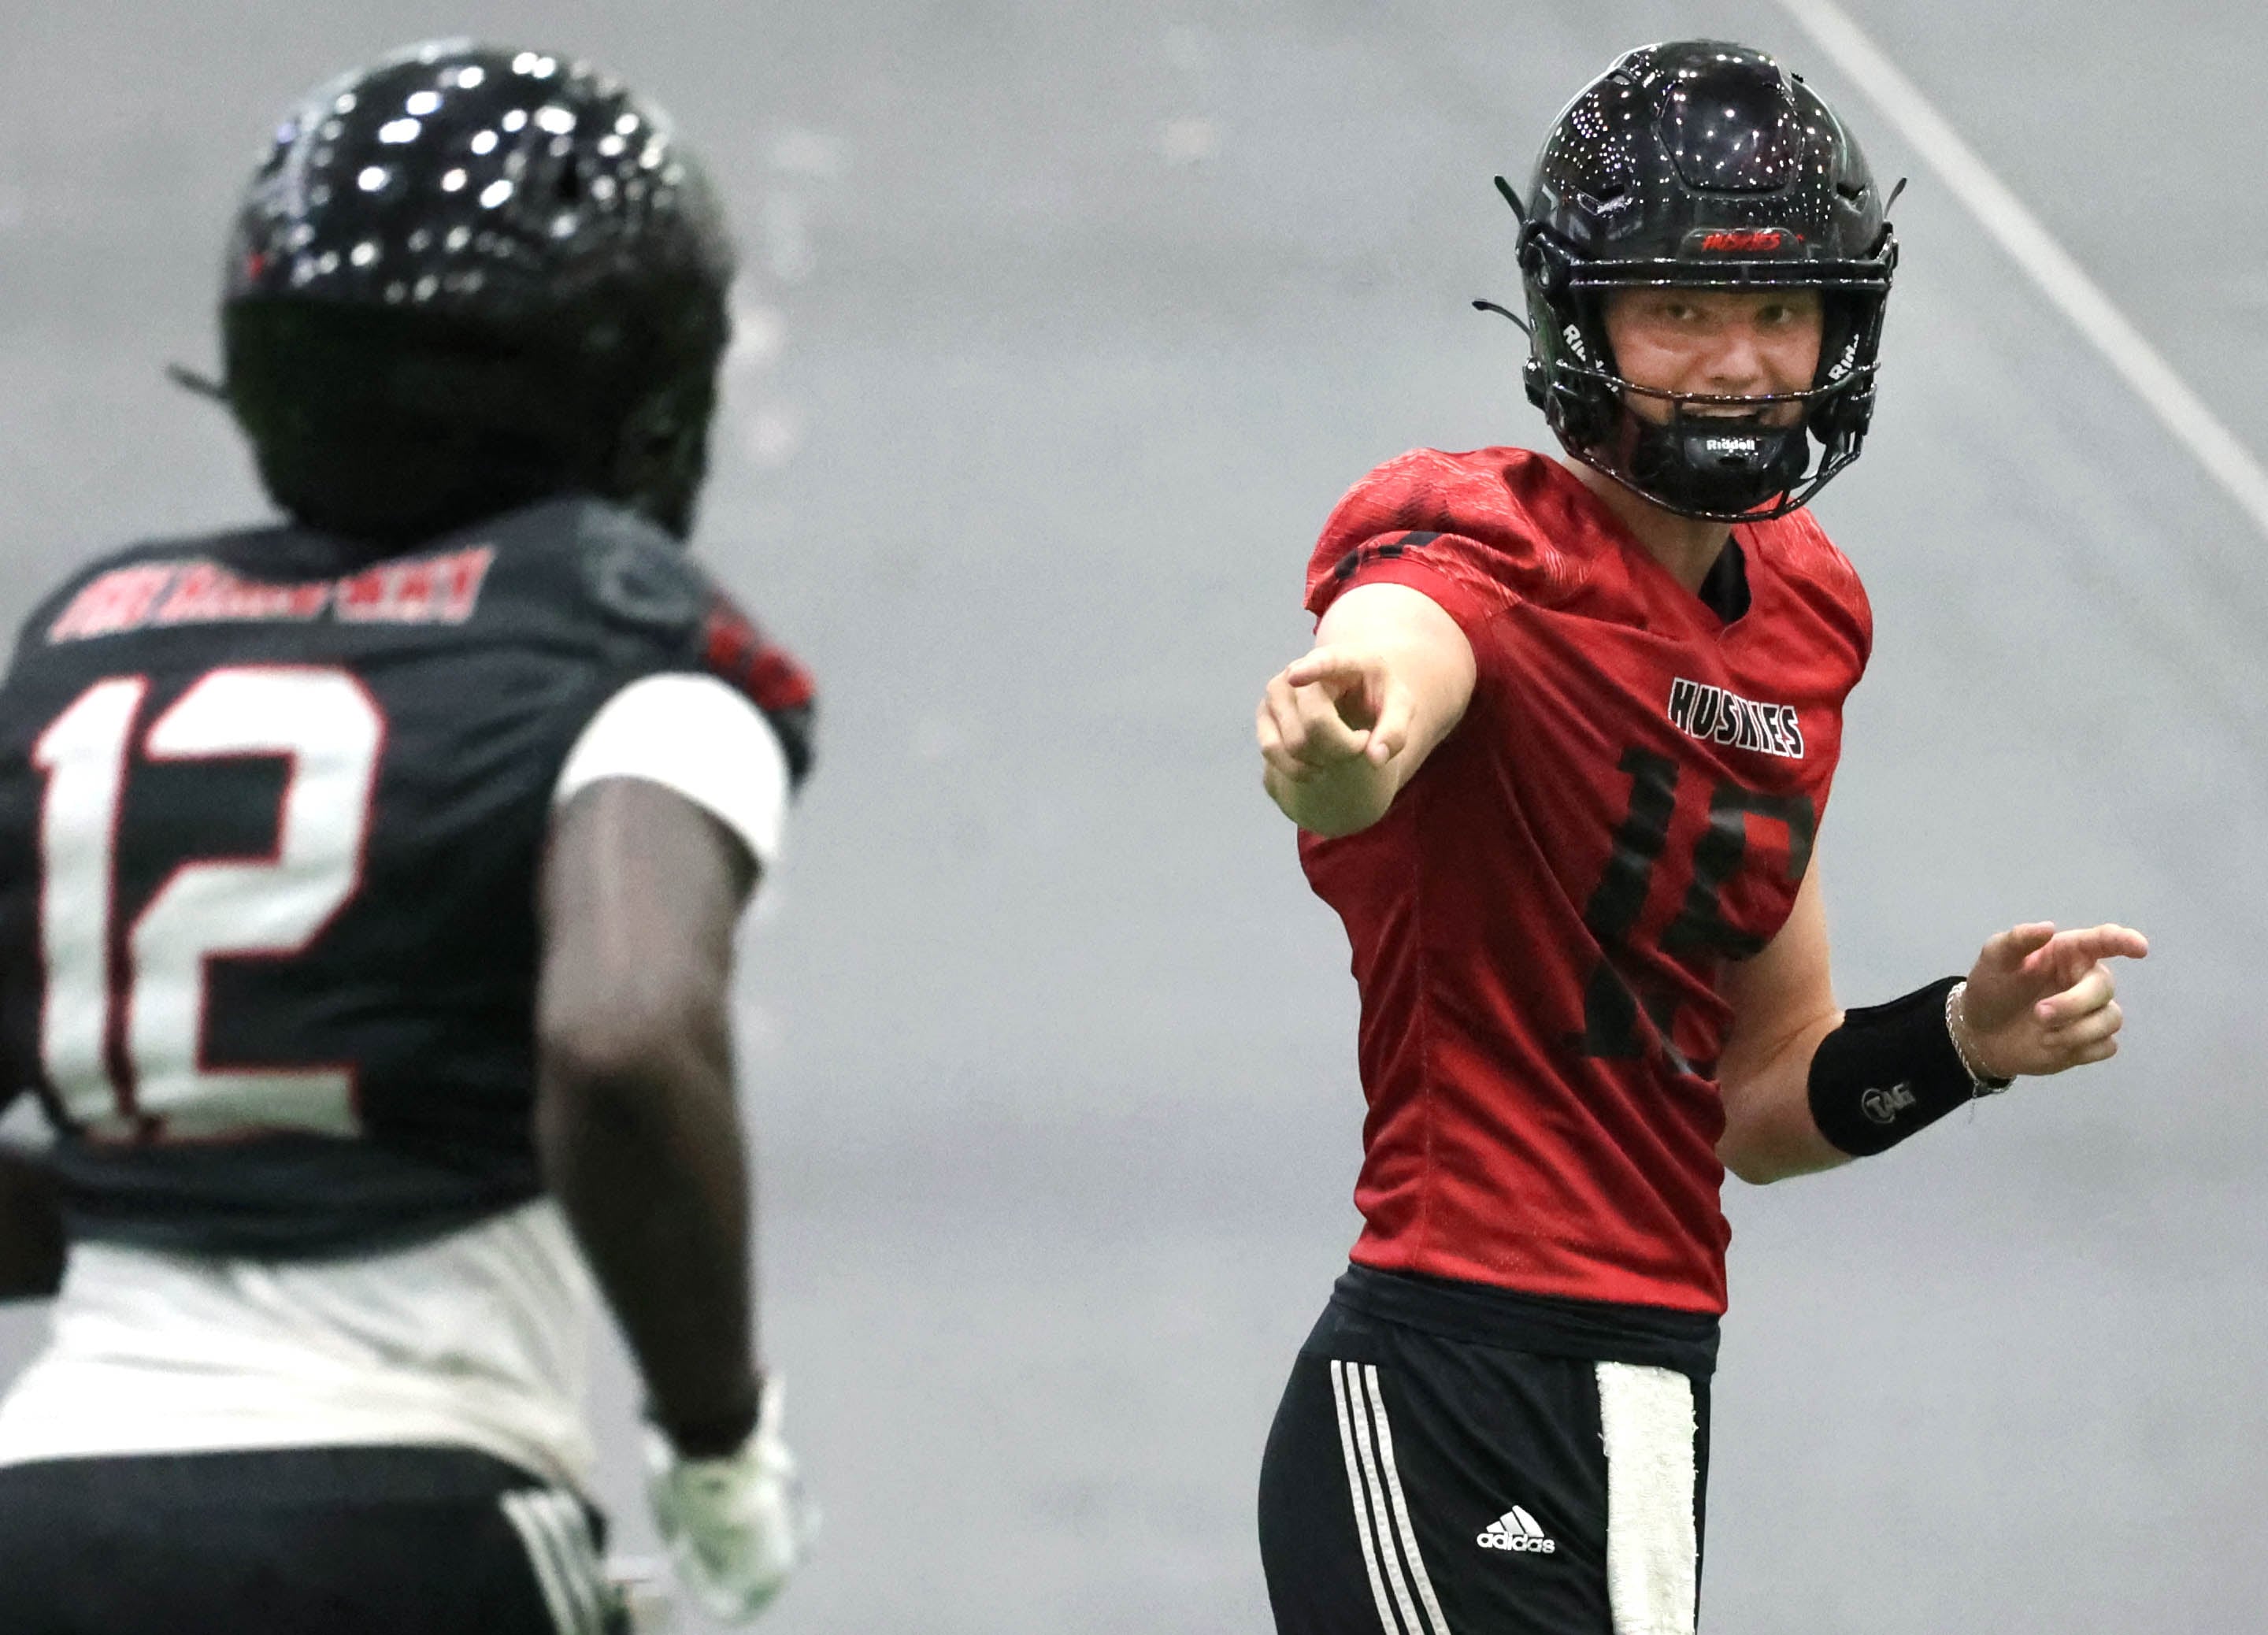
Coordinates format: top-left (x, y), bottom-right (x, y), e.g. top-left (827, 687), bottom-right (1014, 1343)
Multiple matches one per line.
top-left (1299, 448), bottom-right (1870, 1314)
top-left (702, 595), bottom-right (816, 715)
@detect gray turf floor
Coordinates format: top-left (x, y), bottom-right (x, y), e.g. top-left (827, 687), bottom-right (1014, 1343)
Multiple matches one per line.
top-left (3, 2), bottom-right (2265, 1629)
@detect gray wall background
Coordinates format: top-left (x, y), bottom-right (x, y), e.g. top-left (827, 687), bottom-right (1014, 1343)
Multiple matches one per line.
top-left (2, 2), bottom-right (2263, 1629)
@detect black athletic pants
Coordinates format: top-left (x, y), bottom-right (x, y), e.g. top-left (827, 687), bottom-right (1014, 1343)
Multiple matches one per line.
top-left (1260, 1268), bottom-right (1716, 1635)
top-left (0, 1444), bottom-right (623, 1635)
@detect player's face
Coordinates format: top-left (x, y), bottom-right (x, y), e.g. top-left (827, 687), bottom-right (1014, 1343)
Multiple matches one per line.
top-left (1603, 287), bottom-right (1825, 425)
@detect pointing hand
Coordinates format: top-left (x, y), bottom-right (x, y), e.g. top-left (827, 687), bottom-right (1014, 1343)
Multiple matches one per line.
top-left (1957, 922), bottom-right (2148, 1080)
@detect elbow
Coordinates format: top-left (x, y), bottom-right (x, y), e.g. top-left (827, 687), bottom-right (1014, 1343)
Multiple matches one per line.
top-left (1262, 767), bottom-right (1393, 838)
top-left (1714, 1107), bottom-right (1804, 1186)
top-left (1715, 1129), bottom-right (1769, 1187)
top-left (1717, 1105), bottom-right (1849, 1187)
top-left (537, 977), bottom-right (721, 1133)
top-left (1718, 1144), bottom-right (1783, 1188)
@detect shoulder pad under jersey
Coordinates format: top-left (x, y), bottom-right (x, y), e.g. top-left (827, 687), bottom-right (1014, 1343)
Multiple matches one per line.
top-left (543, 499), bottom-right (820, 788)
top-left (1307, 447), bottom-right (1596, 620)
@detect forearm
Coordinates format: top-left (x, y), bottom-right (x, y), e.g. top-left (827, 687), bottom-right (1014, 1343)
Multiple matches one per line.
top-left (1716, 1011), bottom-right (1850, 1185)
top-left (1256, 584), bottom-right (1477, 837)
top-left (1262, 759), bottom-right (1400, 837)
top-left (1729, 969), bottom-right (2055, 1182)
top-left (0, 1147), bottom-right (65, 1301)
top-left (537, 1014), bottom-right (759, 1456)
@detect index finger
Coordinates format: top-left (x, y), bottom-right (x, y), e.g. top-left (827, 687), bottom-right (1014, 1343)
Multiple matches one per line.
top-left (1283, 646), bottom-right (1377, 691)
top-left (2046, 923), bottom-right (2150, 964)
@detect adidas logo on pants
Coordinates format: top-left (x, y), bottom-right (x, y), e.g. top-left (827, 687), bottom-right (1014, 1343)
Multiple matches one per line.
top-left (1477, 1506), bottom-right (1558, 1554)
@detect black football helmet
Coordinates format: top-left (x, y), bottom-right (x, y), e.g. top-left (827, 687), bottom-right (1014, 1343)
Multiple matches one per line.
top-left (1488, 41), bottom-right (1899, 521)
top-left (218, 39), bottom-right (736, 543)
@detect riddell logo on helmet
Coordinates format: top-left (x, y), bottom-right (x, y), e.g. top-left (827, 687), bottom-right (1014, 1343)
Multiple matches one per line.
top-left (1695, 228), bottom-right (1790, 253)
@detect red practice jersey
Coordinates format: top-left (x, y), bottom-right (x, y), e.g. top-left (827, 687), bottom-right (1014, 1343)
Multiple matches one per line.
top-left (1299, 448), bottom-right (1872, 1313)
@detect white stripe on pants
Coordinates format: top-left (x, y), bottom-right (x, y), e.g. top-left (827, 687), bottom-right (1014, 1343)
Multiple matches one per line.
top-left (499, 1489), bottom-right (610, 1635)
top-left (1595, 1362), bottom-right (1699, 1635)
top-left (1329, 1359), bottom-right (1454, 1635)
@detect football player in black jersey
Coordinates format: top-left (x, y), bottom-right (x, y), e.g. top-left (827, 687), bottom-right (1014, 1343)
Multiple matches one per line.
top-left (0, 42), bottom-right (816, 1632)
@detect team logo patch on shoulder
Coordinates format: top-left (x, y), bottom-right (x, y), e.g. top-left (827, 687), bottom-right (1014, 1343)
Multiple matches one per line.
top-left (1666, 677), bottom-right (1804, 759)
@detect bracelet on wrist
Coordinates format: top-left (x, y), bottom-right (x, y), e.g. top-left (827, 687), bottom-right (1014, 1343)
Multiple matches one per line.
top-left (1944, 979), bottom-right (2014, 1093)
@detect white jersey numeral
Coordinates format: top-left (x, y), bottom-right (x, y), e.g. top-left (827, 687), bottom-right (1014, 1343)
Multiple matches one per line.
top-left (32, 666), bottom-right (384, 1139)
top-left (32, 677), bottom-right (143, 1121)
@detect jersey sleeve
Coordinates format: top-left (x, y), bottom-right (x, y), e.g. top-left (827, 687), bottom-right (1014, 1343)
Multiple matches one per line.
top-left (553, 673), bottom-right (792, 869)
top-left (559, 501), bottom-right (819, 793)
top-left (1303, 449), bottom-right (1567, 639)
top-left (698, 588), bottom-right (817, 789)
top-left (558, 532), bottom-right (818, 867)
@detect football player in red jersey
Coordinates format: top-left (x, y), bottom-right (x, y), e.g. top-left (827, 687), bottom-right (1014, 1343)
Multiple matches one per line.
top-left (1252, 41), bottom-right (2146, 1635)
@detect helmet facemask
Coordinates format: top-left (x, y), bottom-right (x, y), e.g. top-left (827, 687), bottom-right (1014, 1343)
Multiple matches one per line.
top-left (1521, 265), bottom-right (1892, 523)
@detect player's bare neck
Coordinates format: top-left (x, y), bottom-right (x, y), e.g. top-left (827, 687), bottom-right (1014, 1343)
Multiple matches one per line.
top-left (1562, 457), bottom-right (1733, 595)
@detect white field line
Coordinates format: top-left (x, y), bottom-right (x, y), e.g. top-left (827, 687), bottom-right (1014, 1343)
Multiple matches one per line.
top-left (1774, 0), bottom-right (2268, 542)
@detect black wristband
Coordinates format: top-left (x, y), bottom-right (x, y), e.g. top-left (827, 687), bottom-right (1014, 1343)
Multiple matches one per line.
top-left (1806, 976), bottom-right (1981, 1158)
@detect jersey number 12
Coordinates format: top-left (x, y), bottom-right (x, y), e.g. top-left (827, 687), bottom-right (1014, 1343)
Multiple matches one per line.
top-left (33, 665), bottom-right (382, 1140)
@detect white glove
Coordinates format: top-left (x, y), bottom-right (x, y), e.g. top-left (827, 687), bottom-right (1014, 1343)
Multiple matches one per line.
top-left (644, 1378), bottom-right (817, 1623)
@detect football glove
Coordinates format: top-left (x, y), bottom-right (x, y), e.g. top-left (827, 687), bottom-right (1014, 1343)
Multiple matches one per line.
top-left (643, 1378), bottom-right (817, 1623)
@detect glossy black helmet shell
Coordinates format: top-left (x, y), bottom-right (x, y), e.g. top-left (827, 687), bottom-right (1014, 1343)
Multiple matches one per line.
top-left (220, 39), bottom-right (736, 543)
top-left (1507, 40), bottom-right (1899, 521)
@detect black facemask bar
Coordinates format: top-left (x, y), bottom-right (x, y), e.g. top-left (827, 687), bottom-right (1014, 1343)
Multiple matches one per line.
top-left (1540, 357), bottom-right (1881, 523)
top-left (1484, 226), bottom-right (1897, 521)
top-left (1540, 365), bottom-right (1881, 416)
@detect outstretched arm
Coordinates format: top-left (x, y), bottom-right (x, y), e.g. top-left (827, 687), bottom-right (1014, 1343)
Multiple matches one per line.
top-left (1255, 583), bottom-right (1477, 837)
top-left (1718, 862), bottom-right (2148, 1185)
top-left (536, 777), bottom-right (761, 1456)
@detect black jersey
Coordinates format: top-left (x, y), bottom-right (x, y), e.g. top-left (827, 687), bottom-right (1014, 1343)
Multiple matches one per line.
top-left (0, 498), bottom-right (813, 1259)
